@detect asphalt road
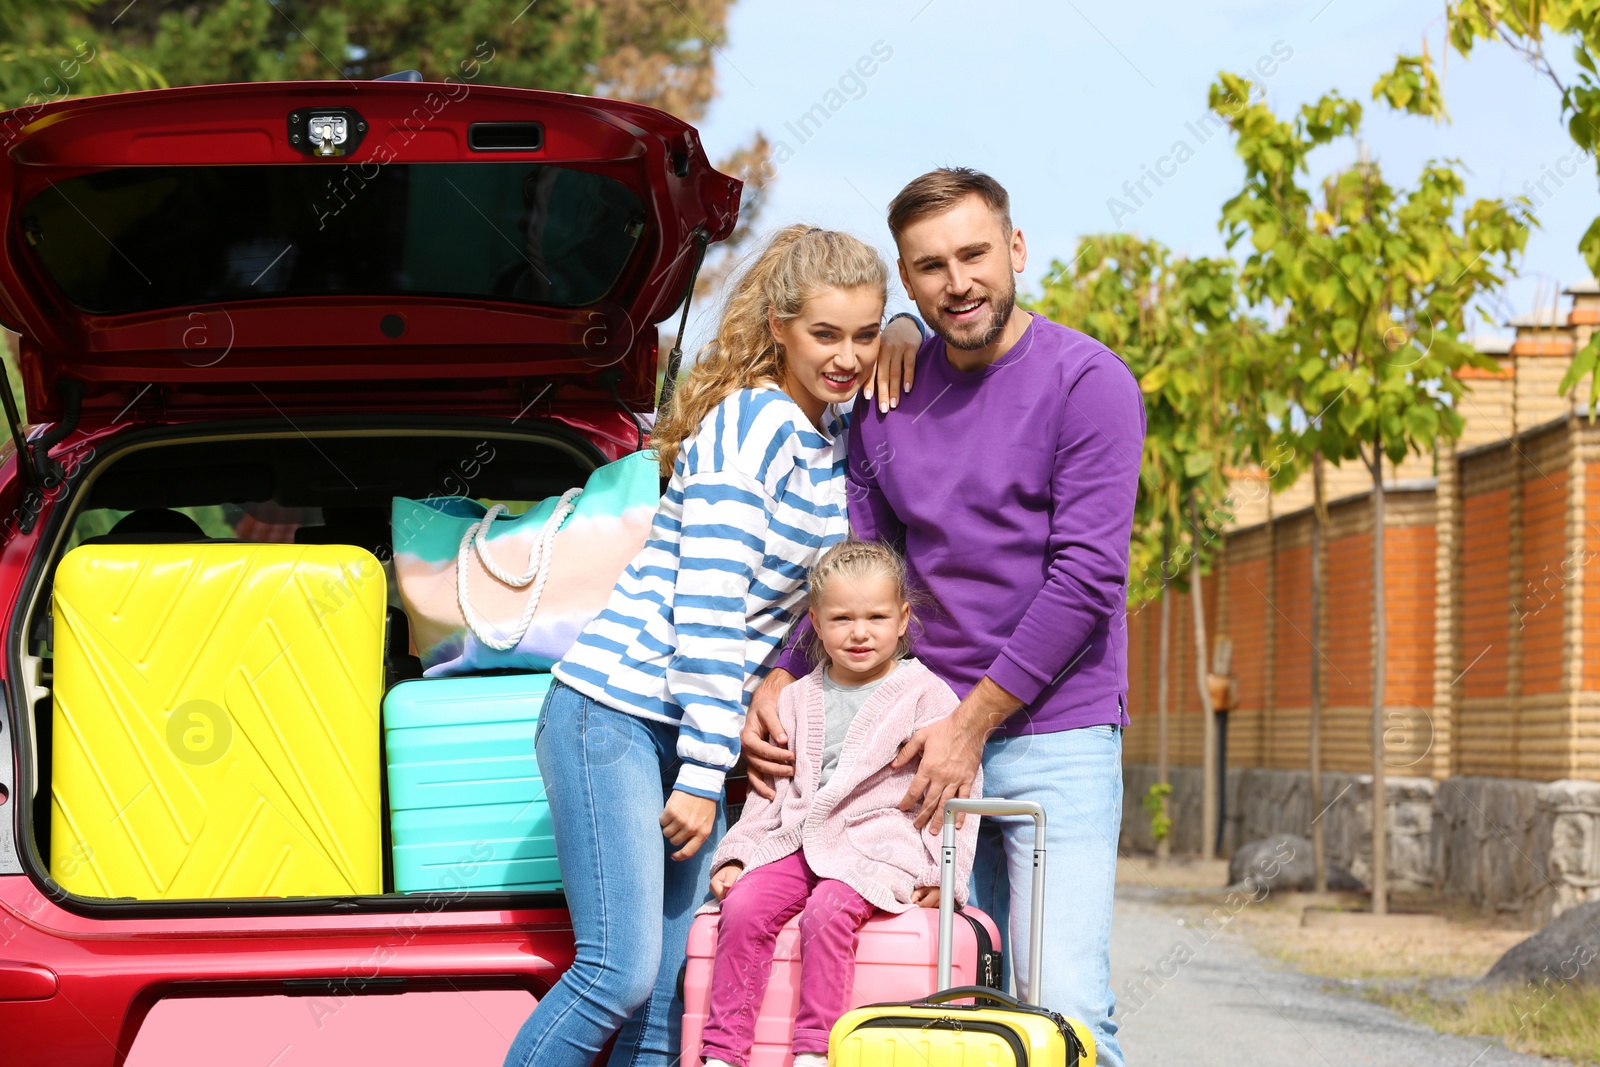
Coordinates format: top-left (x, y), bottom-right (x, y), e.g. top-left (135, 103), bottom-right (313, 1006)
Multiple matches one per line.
top-left (1109, 888), bottom-right (1566, 1067)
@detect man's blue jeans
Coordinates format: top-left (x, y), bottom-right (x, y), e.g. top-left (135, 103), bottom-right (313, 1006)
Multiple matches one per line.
top-left (503, 680), bottom-right (725, 1067)
top-left (971, 723), bottom-right (1125, 1067)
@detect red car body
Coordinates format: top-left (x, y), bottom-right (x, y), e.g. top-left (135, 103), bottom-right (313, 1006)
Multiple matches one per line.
top-left (0, 77), bottom-right (739, 1065)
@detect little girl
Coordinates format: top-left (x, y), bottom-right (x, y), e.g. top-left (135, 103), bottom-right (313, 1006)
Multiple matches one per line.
top-left (698, 539), bottom-right (981, 1067)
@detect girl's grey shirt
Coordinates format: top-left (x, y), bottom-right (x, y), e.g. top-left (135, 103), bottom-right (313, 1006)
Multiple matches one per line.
top-left (817, 661), bottom-right (899, 787)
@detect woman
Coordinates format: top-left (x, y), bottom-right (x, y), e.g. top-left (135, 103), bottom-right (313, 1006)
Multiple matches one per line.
top-left (504, 225), bottom-right (890, 1067)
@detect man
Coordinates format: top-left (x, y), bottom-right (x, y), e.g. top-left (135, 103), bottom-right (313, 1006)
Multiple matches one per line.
top-left (744, 167), bottom-right (1143, 1066)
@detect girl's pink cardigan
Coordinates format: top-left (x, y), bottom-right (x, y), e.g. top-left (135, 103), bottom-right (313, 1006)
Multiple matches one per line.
top-left (706, 658), bottom-right (982, 914)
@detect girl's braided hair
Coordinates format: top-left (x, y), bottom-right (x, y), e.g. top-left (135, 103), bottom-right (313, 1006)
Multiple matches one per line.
top-left (804, 538), bottom-right (922, 663)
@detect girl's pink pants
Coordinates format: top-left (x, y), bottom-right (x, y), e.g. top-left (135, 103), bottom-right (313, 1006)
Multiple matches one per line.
top-left (698, 850), bottom-right (878, 1064)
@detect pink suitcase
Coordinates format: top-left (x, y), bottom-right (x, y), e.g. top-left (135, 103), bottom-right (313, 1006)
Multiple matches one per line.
top-left (680, 904), bottom-right (1003, 1067)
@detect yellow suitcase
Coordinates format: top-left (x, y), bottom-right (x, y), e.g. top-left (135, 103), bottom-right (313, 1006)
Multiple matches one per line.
top-left (830, 800), bottom-right (1095, 1066)
top-left (831, 986), bottom-right (1092, 1066)
top-left (50, 542), bottom-right (386, 899)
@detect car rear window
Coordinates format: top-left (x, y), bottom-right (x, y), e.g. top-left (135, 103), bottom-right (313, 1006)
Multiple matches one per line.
top-left (20, 163), bottom-right (646, 315)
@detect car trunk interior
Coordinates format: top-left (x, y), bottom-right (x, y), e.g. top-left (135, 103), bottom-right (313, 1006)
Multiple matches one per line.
top-left (14, 419), bottom-right (604, 910)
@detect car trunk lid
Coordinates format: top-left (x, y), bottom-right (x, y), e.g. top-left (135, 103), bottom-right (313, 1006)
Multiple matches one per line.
top-left (0, 80), bottom-right (739, 425)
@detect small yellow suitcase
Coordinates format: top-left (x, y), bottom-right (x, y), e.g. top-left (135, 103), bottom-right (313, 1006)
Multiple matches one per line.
top-left (830, 800), bottom-right (1095, 1066)
top-left (50, 542), bottom-right (386, 899)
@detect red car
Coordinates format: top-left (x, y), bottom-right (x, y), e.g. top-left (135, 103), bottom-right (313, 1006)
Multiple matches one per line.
top-left (0, 75), bottom-right (739, 1066)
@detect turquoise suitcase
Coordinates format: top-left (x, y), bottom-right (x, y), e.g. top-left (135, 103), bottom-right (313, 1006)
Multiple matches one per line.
top-left (383, 673), bottom-right (560, 894)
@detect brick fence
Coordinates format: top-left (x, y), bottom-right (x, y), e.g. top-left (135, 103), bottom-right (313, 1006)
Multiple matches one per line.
top-left (1124, 414), bottom-right (1600, 920)
top-left (1130, 414), bottom-right (1600, 784)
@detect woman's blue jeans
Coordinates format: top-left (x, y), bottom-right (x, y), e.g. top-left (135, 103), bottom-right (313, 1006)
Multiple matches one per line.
top-left (503, 680), bottom-right (726, 1067)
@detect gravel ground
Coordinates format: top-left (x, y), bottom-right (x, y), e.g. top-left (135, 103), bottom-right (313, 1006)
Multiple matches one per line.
top-left (1108, 886), bottom-right (1568, 1067)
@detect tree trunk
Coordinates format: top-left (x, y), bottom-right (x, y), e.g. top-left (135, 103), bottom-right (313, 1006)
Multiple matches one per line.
top-left (1370, 443), bottom-right (1388, 915)
top-left (1192, 499), bottom-right (1217, 862)
top-left (1310, 451), bottom-right (1327, 894)
top-left (1157, 527), bottom-right (1172, 860)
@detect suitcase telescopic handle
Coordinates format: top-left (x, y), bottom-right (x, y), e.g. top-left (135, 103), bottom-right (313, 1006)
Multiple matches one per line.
top-left (936, 799), bottom-right (1047, 1003)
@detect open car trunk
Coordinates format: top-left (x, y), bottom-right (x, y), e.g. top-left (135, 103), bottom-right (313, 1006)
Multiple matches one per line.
top-left (0, 78), bottom-right (742, 914)
top-left (14, 417), bottom-right (611, 913)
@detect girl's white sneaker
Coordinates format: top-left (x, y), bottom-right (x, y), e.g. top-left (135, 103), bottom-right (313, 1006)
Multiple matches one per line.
top-left (792, 1056), bottom-right (828, 1067)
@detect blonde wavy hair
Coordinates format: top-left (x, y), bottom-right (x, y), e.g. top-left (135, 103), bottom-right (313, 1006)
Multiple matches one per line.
top-left (653, 224), bottom-right (888, 477)
top-left (805, 538), bottom-right (921, 663)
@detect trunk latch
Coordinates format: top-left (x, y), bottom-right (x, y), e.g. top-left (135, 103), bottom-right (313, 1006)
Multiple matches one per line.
top-left (287, 107), bottom-right (368, 158)
top-left (309, 114), bottom-right (347, 156)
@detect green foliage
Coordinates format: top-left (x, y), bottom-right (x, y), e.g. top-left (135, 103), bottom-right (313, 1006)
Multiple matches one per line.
top-left (1561, 333), bottom-right (1600, 406)
top-left (91, 1), bottom-right (603, 94)
top-left (1373, 53), bottom-right (1447, 121)
top-left (1212, 64), bottom-right (1528, 477)
top-left (1446, 1), bottom-right (1600, 412)
top-left (0, 0), bottom-right (163, 109)
top-left (0, 1), bottom-right (742, 109)
top-left (1214, 61), bottom-right (1526, 912)
top-left (1141, 782), bottom-right (1173, 845)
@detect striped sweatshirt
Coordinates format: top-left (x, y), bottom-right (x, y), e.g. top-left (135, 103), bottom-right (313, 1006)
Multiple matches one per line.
top-left (553, 385), bottom-right (849, 799)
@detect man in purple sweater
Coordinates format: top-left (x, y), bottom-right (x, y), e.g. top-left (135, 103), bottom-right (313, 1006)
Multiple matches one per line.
top-left (745, 168), bottom-right (1143, 1066)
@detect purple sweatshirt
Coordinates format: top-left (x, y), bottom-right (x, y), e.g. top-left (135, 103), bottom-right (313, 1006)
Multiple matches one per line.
top-left (775, 312), bottom-right (1145, 734)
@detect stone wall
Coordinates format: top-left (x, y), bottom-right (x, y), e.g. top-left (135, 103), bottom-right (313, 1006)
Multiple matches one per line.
top-left (1122, 764), bottom-right (1243, 857)
top-left (1433, 776), bottom-right (1600, 924)
top-left (1121, 763), bottom-right (1435, 889)
top-left (1122, 765), bottom-right (1600, 922)
top-left (1233, 768), bottom-right (1436, 890)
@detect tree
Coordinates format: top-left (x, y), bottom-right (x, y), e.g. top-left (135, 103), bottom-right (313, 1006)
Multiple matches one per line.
top-left (89, 0), bottom-right (602, 92)
top-left (0, 0), bottom-right (162, 110)
top-left (1444, 2), bottom-right (1600, 411)
top-left (590, 0), bottom-right (734, 122)
top-left (1032, 237), bottom-right (1188, 858)
top-left (88, 0), bottom-right (744, 119)
top-left (1162, 255), bottom-right (1280, 859)
top-left (1211, 59), bottom-right (1528, 911)
top-left (1031, 237), bottom-right (1279, 858)
top-left (1211, 74), bottom-right (1363, 894)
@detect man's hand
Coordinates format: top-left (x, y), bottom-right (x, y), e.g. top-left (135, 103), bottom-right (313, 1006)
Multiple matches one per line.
top-left (660, 789), bottom-right (719, 860)
top-left (710, 862), bottom-right (744, 900)
top-left (894, 676), bottom-right (1022, 831)
top-left (911, 885), bottom-right (941, 909)
top-left (742, 668), bottom-right (796, 800)
top-left (864, 315), bottom-right (924, 414)
top-left (893, 714), bottom-right (983, 832)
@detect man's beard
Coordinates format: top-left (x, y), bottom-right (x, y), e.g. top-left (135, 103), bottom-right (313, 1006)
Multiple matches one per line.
top-left (930, 277), bottom-right (1017, 352)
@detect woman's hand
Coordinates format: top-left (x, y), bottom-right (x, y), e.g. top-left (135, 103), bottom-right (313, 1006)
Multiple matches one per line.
top-left (661, 789), bottom-right (719, 860)
top-left (911, 886), bottom-right (941, 909)
top-left (710, 862), bottom-right (745, 900)
top-left (864, 315), bottom-right (924, 414)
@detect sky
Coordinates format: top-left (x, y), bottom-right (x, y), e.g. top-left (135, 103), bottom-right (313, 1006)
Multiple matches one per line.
top-left (684, 0), bottom-right (1598, 350)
